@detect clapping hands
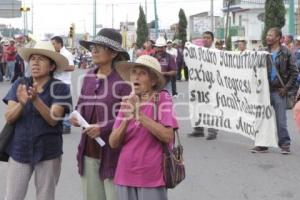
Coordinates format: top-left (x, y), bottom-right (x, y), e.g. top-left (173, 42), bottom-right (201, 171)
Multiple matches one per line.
top-left (121, 92), bottom-right (140, 120)
top-left (16, 82), bottom-right (39, 105)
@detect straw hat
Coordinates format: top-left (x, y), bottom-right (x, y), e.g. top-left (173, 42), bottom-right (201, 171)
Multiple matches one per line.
top-left (79, 28), bottom-right (129, 60)
top-left (115, 55), bottom-right (166, 91)
top-left (18, 40), bottom-right (68, 71)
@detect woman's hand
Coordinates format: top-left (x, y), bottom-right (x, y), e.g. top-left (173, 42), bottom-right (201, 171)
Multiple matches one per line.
top-left (69, 113), bottom-right (81, 127)
top-left (28, 82), bottom-right (38, 102)
top-left (83, 124), bottom-right (101, 139)
top-left (121, 93), bottom-right (139, 119)
top-left (16, 84), bottom-right (29, 106)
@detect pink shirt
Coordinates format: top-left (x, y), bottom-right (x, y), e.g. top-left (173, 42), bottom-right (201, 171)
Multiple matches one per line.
top-left (113, 91), bottom-right (178, 187)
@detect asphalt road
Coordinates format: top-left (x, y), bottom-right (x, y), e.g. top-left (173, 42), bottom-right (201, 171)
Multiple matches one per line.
top-left (0, 68), bottom-right (300, 200)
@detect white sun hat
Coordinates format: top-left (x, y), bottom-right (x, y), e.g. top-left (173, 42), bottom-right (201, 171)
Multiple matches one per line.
top-left (18, 40), bottom-right (68, 71)
top-left (154, 37), bottom-right (167, 47)
top-left (115, 55), bottom-right (166, 91)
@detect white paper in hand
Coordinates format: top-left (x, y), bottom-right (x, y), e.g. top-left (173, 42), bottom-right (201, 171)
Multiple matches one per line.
top-left (71, 110), bottom-right (106, 147)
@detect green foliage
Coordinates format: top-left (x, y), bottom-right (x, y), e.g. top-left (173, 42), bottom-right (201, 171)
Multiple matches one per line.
top-left (226, 32), bottom-right (232, 50)
top-left (262, 0), bottom-right (286, 45)
top-left (136, 6), bottom-right (149, 48)
top-left (176, 8), bottom-right (187, 45)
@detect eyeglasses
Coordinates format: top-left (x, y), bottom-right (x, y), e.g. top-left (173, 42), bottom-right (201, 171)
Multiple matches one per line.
top-left (90, 44), bottom-right (108, 52)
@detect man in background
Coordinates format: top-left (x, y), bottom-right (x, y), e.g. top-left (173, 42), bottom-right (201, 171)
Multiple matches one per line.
top-left (237, 39), bottom-right (247, 52)
top-left (188, 31), bottom-right (219, 140)
top-left (166, 39), bottom-right (178, 96)
top-left (51, 36), bottom-right (75, 134)
top-left (5, 40), bottom-right (16, 82)
top-left (153, 37), bottom-right (177, 95)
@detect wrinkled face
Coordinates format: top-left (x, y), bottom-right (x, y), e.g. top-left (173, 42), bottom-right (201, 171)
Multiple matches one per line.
top-left (284, 36), bottom-right (292, 45)
top-left (143, 41), bottom-right (152, 50)
top-left (29, 54), bottom-right (55, 79)
top-left (130, 66), bottom-right (157, 96)
top-left (215, 43), bottom-right (222, 50)
top-left (90, 44), bottom-right (117, 65)
top-left (266, 30), bottom-right (280, 46)
top-left (202, 34), bottom-right (213, 48)
top-left (238, 41), bottom-right (246, 51)
top-left (9, 41), bottom-right (15, 46)
top-left (167, 43), bottom-right (172, 49)
top-left (156, 46), bottom-right (166, 54)
top-left (51, 40), bottom-right (62, 52)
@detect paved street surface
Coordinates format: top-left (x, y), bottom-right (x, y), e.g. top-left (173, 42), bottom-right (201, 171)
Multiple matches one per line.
top-left (0, 68), bottom-right (300, 200)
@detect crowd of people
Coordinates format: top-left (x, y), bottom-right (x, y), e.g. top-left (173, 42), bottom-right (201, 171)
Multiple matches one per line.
top-left (1, 25), bottom-right (300, 200)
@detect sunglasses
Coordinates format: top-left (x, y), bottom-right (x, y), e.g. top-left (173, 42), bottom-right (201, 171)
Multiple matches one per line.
top-left (90, 44), bottom-right (108, 52)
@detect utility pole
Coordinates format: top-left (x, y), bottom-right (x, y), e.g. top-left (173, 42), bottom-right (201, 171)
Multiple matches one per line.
top-left (225, 0), bottom-right (231, 44)
top-left (145, 0), bottom-right (148, 21)
top-left (93, 0), bottom-right (96, 38)
top-left (211, 0), bottom-right (214, 32)
top-left (112, 4), bottom-right (114, 28)
top-left (20, 6), bottom-right (30, 35)
top-left (288, 0), bottom-right (295, 35)
top-left (31, 0), bottom-right (34, 33)
top-left (154, 0), bottom-right (159, 39)
top-left (298, 0), bottom-right (300, 34)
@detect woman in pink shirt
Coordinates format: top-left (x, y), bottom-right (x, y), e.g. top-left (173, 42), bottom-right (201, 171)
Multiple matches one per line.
top-left (109, 55), bottom-right (178, 200)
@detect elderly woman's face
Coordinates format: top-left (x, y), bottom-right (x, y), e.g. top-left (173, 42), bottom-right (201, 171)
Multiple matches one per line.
top-left (130, 66), bottom-right (157, 95)
top-left (90, 44), bottom-right (116, 65)
top-left (29, 54), bottom-right (55, 79)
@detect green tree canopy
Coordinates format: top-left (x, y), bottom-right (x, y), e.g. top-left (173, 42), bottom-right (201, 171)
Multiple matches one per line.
top-left (136, 6), bottom-right (148, 48)
top-left (176, 8), bottom-right (187, 45)
top-left (262, 0), bottom-right (286, 45)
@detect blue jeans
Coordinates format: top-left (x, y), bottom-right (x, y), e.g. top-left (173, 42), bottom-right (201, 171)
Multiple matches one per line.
top-left (6, 61), bottom-right (15, 81)
top-left (164, 81), bottom-right (172, 95)
top-left (270, 92), bottom-right (291, 147)
top-left (63, 114), bottom-right (71, 129)
top-left (0, 63), bottom-right (3, 82)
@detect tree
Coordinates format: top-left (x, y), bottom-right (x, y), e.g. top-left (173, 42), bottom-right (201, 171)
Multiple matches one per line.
top-left (226, 32), bottom-right (232, 50)
top-left (136, 6), bottom-right (148, 48)
top-left (262, 0), bottom-right (286, 45)
top-left (176, 8), bottom-right (187, 45)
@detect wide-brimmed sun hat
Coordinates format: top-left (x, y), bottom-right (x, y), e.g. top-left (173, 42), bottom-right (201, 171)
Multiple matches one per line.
top-left (115, 55), bottom-right (166, 91)
top-left (79, 28), bottom-right (129, 60)
top-left (18, 40), bottom-right (68, 71)
top-left (166, 39), bottom-right (173, 44)
top-left (154, 37), bottom-right (167, 47)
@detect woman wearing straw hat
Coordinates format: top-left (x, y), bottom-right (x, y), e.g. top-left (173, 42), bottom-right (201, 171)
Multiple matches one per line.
top-left (69, 28), bottom-right (131, 200)
top-left (109, 55), bottom-right (178, 200)
top-left (3, 41), bottom-right (72, 200)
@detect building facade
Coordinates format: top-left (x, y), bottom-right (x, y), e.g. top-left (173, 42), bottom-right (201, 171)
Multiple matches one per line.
top-left (220, 0), bottom-right (295, 49)
top-left (189, 12), bottom-right (223, 40)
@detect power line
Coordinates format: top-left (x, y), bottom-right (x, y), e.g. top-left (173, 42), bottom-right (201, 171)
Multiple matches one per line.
top-left (0, 0), bottom-right (206, 6)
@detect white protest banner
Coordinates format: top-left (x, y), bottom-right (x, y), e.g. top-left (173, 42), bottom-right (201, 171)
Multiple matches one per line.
top-left (184, 43), bottom-right (278, 147)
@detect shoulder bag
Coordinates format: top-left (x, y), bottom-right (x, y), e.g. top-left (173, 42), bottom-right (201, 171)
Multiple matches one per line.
top-left (0, 123), bottom-right (14, 162)
top-left (154, 93), bottom-right (185, 189)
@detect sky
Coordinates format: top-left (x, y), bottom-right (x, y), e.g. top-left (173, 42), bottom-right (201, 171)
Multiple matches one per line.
top-left (0, 0), bottom-right (223, 37)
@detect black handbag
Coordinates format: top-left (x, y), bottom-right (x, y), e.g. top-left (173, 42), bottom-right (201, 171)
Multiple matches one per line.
top-left (0, 123), bottom-right (14, 162)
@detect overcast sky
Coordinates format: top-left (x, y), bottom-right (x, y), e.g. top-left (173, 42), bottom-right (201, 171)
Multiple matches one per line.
top-left (0, 0), bottom-right (223, 37)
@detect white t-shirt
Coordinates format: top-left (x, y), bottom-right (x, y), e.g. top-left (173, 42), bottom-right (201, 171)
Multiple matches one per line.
top-left (166, 47), bottom-right (178, 62)
top-left (54, 46), bottom-right (74, 85)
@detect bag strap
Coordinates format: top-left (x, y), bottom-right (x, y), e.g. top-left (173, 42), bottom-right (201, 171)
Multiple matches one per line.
top-left (153, 92), bottom-right (181, 149)
top-left (269, 53), bottom-right (286, 89)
